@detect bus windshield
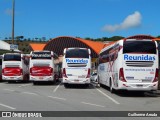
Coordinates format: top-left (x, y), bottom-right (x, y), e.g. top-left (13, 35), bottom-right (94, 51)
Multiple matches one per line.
top-left (4, 54), bottom-right (21, 61)
top-left (31, 52), bottom-right (51, 59)
top-left (123, 41), bottom-right (156, 54)
top-left (65, 49), bottom-right (89, 58)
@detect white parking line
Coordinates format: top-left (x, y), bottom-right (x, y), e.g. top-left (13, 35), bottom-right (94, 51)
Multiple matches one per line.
top-left (53, 83), bottom-right (61, 93)
top-left (48, 96), bottom-right (66, 101)
top-left (3, 89), bottom-right (15, 92)
top-left (81, 102), bottom-right (105, 108)
top-left (0, 103), bottom-right (16, 110)
top-left (96, 88), bottom-right (120, 105)
top-left (19, 84), bottom-right (31, 87)
top-left (22, 92), bottom-right (38, 96)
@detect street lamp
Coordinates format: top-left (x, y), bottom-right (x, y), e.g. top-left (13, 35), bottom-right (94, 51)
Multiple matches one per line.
top-left (12, 0), bottom-right (15, 45)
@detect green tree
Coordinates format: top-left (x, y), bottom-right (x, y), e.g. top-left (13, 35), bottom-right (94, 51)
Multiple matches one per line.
top-left (42, 37), bottom-right (46, 42)
top-left (28, 38), bottom-right (31, 41)
top-left (102, 37), bottom-right (108, 41)
top-left (35, 38), bottom-right (39, 41)
top-left (85, 37), bottom-right (92, 40)
top-left (108, 36), bottom-right (124, 41)
top-left (157, 36), bottom-right (160, 38)
top-left (16, 36), bottom-right (24, 40)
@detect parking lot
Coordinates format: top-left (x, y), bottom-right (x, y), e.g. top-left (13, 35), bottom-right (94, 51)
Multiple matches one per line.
top-left (0, 80), bottom-right (160, 120)
top-left (0, 80), bottom-right (160, 111)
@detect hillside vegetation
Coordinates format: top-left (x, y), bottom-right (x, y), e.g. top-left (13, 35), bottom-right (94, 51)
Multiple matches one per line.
top-left (2, 35), bottom-right (160, 54)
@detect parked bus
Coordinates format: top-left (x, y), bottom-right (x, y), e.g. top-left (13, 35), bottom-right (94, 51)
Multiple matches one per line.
top-left (2, 53), bottom-right (29, 82)
top-left (62, 48), bottom-right (91, 87)
top-left (0, 56), bottom-right (2, 81)
top-left (97, 38), bottom-right (159, 93)
top-left (29, 51), bottom-right (59, 85)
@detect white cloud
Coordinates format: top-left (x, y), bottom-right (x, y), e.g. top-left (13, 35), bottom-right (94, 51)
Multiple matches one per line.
top-left (4, 8), bottom-right (12, 16)
top-left (102, 11), bottom-right (142, 32)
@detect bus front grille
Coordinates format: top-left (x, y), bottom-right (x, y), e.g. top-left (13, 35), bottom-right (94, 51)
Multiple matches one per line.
top-left (33, 64), bottom-right (50, 67)
top-left (67, 63), bottom-right (87, 67)
top-left (125, 61), bottom-right (154, 67)
top-left (5, 65), bottom-right (19, 68)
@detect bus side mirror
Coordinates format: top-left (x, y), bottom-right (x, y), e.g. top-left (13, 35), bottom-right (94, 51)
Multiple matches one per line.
top-left (0, 55), bottom-right (3, 59)
top-left (88, 49), bottom-right (91, 55)
top-left (63, 49), bottom-right (66, 55)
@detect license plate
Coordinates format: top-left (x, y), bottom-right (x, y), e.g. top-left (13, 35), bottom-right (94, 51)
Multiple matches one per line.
top-left (39, 77), bottom-right (44, 79)
top-left (78, 76), bottom-right (83, 78)
top-left (136, 85), bottom-right (143, 87)
top-left (74, 80), bottom-right (79, 82)
top-left (142, 80), bottom-right (151, 82)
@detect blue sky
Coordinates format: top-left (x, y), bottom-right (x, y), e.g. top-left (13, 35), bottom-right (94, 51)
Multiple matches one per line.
top-left (0, 0), bottom-right (160, 40)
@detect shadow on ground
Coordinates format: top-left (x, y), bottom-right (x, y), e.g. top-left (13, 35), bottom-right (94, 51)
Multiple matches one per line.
top-left (98, 84), bottom-right (160, 97)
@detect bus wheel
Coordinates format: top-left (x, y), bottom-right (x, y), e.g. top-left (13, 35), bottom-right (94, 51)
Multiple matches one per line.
top-left (85, 84), bottom-right (90, 88)
top-left (97, 77), bottom-right (101, 87)
top-left (8, 80), bottom-right (15, 83)
top-left (110, 80), bottom-right (115, 93)
top-left (64, 83), bottom-right (68, 88)
top-left (52, 79), bottom-right (56, 84)
top-left (33, 81), bottom-right (37, 85)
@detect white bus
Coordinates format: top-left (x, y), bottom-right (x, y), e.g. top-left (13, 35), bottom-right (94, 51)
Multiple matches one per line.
top-left (62, 48), bottom-right (91, 87)
top-left (0, 56), bottom-right (2, 81)
top-left (2, 53), bottom-right (29, 82)
top-left (29, 50), bottom-right (59, 85)
top-left (98, 38), bottom-right (159, 93)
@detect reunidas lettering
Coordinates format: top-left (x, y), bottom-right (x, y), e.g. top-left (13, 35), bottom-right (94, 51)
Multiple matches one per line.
top-left (124, 55), bottom-right (155, 61)
top-left (66, 59), bottom-right (88, 63)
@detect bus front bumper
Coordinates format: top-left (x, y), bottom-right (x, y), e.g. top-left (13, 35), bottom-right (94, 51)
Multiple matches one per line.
top-left (2, 75), bottom-right (23, 81)
top-left (30, 76), bottom-right (53, 81)
top-left (63, 78), bottom-right (90, 84)
top-left (118, 82), bottom-right (158, 91)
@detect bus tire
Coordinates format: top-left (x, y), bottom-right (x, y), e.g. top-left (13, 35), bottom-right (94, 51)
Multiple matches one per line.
top-left (52, 79), bottom-right (56, 84)
top-left (97, 77), bottom-right (101, 87)
top-left (99, 83), bottom-right (103, 87)
top-left (8, 80), bottom-right (15, 83)
top-left (110, 79), bottom-right (115, 93)
top-left (64, 83), bottom-right (68, 88)
top-left (33, 81), bottom-right (37, 85)
top-left (85, 84), bottom-right (90, 88)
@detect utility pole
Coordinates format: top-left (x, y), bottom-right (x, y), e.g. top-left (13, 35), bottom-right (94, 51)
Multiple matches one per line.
top-left (12, 0), bottom-right (15, 44)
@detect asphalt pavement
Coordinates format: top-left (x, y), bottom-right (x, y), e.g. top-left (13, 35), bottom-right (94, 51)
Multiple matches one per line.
top-left (0, 80), bottom-right (160, 120)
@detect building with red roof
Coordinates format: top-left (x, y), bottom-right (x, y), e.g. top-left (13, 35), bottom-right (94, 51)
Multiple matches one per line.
top-left (29, 36), bottom-right (106, 59)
